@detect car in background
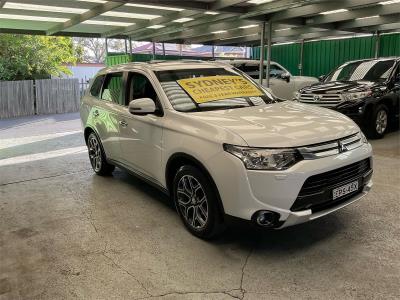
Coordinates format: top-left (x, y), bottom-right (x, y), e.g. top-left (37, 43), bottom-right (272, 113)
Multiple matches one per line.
top-left (219, 59), bottom-right (318, 100)
top-left (295, 57), bottom-right (400, 139)
top-left (81, 60), bottom-right (372, 238)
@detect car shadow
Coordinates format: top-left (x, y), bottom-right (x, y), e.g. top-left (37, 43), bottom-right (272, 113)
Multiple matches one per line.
top-left (109, 166), bottom-right (346, 253)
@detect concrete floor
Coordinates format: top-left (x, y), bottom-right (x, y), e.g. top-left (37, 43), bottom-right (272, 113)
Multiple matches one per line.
top-left (0, 112), bottom-right (399, 300)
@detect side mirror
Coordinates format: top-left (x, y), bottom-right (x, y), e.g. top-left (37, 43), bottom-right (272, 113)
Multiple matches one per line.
top-left (280, 72), bottom-right (291, 83)
top-left (129, 98), bottom-right (156, 115)
top-left (318, 75), bottom-right (326, 82)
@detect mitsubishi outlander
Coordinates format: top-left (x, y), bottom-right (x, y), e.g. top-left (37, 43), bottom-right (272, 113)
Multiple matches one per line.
top-left (81, 61), bottom-right (373, 238)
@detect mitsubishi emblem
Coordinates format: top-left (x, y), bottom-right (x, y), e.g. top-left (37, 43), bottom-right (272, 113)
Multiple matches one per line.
top-left (338, 141), bottom-right (348, 153)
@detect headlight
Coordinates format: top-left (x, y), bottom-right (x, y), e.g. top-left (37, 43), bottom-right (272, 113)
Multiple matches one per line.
top-left (343, 90), bottom-right (371, 101)
top-left (294, 91), bottom-right (301, 100)
top-left (223, 144), bottom-right (302, 170)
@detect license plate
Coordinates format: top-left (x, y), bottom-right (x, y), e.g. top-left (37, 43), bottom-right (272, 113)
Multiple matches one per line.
top-left (332, 181), bottom-right (359, 200)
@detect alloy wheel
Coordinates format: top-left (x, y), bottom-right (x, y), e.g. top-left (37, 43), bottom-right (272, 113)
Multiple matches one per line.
top-left (88, 135), bottom-right (102, 172)
top-left (177, 175), bottom-right (209, 230)
top-left (375, 109), bottom-right (388, 135)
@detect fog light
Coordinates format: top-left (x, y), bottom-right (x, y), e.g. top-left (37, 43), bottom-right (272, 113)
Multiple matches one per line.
top-left (252, 210), bottom-right (280, 228)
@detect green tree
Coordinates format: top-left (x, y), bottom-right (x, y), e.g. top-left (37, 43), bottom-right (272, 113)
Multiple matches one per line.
top-left (0, 34), bottom-right (78, 81)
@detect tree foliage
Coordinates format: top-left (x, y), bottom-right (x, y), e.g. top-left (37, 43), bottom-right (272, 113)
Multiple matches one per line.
top-left (74, 38), bottom-right (126, 63)
top-left (0, 34), bottom-right (79, 81)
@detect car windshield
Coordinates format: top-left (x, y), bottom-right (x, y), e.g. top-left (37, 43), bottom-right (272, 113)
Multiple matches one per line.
top-left (155, 67), bottom-right (275, 112)
top-left (325, 59), bottom-right (396, 82)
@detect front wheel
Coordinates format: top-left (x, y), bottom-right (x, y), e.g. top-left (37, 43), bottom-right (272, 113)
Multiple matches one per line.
top-left (173, 165), bottom-right (225, 239)
top-left (366, 104), bottom-right (388, 139)
top-left (87, 132), bottom-right (115, 176)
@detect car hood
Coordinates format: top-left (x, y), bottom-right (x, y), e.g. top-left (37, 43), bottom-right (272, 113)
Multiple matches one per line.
top-left (300, 80), bottom-right (379, 94)
top-left (188, 102), bottom-right (359, 147)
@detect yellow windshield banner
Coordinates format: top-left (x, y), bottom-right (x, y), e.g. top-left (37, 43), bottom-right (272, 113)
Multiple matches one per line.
top-left (177, 75), bottom-right (263, 104)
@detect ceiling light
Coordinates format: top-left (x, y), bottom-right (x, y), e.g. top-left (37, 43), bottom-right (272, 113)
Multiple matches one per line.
top-left (0, 14), bottom-right (69, 22)
top-left (147, 25), bottom-right (165, 29)
top-left (239, 24), bottom-right (258, 29)
top-left (204, 11), bottom-right (219, 15)
top-left (379, 0), bottom-right (400, 4)
top-left (83, 20), bottom-right (134, 26)
top-left (212, 30), bottom-right (227, 34)
top-left (102, 11), bottom-right (160, 20)
top-left (247, 0), bottom-right (274, 4)
top-left (4, 2), bottom-right (88, 14)
top-left (275, 27), bottom-right (291, 32)
top-left (320, 9), bottom-right (348, 15)
top-left (173, 18), bottom-right (194, 23)
top-left (356, 15), bottom-right (379, 20)
top-left (125, 3), bottom-right (184, 11)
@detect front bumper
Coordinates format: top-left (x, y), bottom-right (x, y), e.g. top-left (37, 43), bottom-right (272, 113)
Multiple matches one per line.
top-left (206, 142), bottom-right (373, 228)
top-left (333, 100), bottom-right (369, 126)
top-left (281, 180), bottom-right (372, 228)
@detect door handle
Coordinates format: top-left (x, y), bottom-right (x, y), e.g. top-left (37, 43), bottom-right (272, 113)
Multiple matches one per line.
top-left (119, 120), bottom-right (128, 128)
top-left (93, 110), bottom-right (99, 117)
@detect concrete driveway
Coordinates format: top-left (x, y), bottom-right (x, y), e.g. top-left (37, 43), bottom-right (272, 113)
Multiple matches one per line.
top-left (0, 113), bottom-right (399, 299)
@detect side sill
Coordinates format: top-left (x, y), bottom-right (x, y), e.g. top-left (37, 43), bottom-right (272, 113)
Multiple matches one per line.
top-left (108, 159), bottom-right (169, 196)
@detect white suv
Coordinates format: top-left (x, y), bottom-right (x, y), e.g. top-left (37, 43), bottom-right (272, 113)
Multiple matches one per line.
top-left (81, 60), bottom-right (373, 238)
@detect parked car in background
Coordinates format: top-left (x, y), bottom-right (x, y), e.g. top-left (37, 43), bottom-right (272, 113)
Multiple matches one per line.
top-left (81, 60), bottom-right (373, 239)
top-left (296, 57), bottom-right (400, 139)
top-left (219, 59), bottom-right (318, 100)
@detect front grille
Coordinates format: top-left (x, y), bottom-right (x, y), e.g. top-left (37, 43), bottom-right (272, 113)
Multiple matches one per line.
top-left (291, 158), bottom-right (372, 212)
top-left (299, 93), bottom-right (343, 107)
top-left (299, 132), bottom-right (364, 159)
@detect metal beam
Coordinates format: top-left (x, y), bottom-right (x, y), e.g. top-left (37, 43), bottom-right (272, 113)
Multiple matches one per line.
top-left (47, 1), bottom-right (125, 36)
top-left (337, 14), bottom-right (400, 30)
top-left (264, 0), bottom-right (383, 22)
top-left (239, 0), bottom-right (324, 19)
top-left (103, 9), bottom-right (200, 38)
top-left (155, 20), bottom-right (258, 43)
top-left (306, 3), bottom-right (400, 26)
top-left (130, 14), bottom-right (240, 41)
top-left (214, 29), bottom-right (355, 46)
top-left (375, 31), bottom-right (380, 58)
top-left (266, 22), bottom-right (272, 88)
top-left (360, 22), bottom-right (400, 33)
top-left (259, 22), bottom-right (266, 85)
top-left (110, 0), bottom-right (247, 14)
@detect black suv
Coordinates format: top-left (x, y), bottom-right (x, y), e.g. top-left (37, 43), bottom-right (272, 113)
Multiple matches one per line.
top-left (296, 57), bottom-right (400, 138)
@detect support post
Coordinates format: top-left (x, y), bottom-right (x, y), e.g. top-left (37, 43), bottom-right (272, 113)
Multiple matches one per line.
top-left (105, 38), bottom-right (108, 56)
top-left (152, 41), bottom-right (156, 60)
top-left (299, 39), bottom-right (304, 76)
top-left (162, 42), bottom-right (166, 57)
top-left (374, 31), bottom-right (380, 59)
top-left (259, 22), bottom-right (266, 85)
top-left (124, 39), bottom-right (128, 54)
top-left (129, 37), bottom-right (132, 55)
top-left (212, 45), bottom-right (215, 58)
top-left (265, 21), bottom-right (272, 88)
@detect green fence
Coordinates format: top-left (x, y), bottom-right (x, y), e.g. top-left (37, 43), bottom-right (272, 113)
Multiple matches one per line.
top-left (105, 53), bottom-right (216, 66)
top-left (251, 33), bottom-right (400, 77)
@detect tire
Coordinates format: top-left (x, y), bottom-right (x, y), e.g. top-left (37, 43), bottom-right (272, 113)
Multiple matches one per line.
top-left (173, 165), bottom-right (225, 239)
top-left (365, 104), bottom-right (389, 139)
top-left (87, 132), bottom-right (115, 176)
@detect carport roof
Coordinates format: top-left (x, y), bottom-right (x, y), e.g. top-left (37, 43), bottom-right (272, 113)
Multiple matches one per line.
top-left (0, 0), bottom-right (399, 45)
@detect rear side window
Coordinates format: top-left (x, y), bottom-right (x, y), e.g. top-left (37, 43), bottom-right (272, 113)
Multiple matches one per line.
top-left (101, 73), bottom-right (124, 105)
top-left (90, 75), bottom-right (105, 97)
